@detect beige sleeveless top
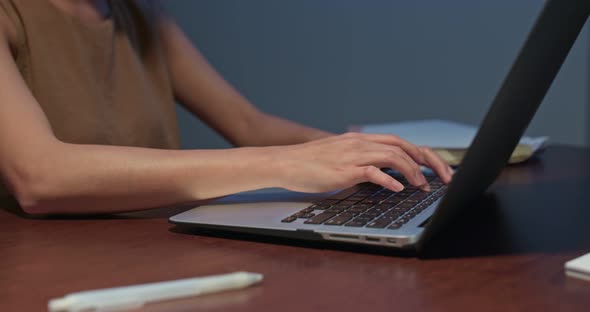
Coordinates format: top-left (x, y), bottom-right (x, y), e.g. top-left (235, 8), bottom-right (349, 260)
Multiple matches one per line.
top-left (0, 0), bottom-right (180, 198)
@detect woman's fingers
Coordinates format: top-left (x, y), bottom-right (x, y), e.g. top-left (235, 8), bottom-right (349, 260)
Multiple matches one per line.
top-left (386, 147), bottom-right (430, 190)
top-left (349, 132), bottom-right (427, 164)
top-left (419, 146), bottom-right (454, 184)
top-left (279, 133), bottom-right (453, 195)
top-left (347, 132), bottom-right (454, 185)
top-left (356, 166), bottom-right (404, 192)
top-left (361, 146), bottom-right (428, 191)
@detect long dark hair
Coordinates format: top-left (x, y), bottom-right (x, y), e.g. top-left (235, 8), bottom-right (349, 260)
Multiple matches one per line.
top-left (108, 0), bottom-right (159, 56)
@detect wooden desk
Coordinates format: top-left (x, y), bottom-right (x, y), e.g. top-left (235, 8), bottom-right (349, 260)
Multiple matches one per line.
top-left (1, 145), bottom-right (589, 311)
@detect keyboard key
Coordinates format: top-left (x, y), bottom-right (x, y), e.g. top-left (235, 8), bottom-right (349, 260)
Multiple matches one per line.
top-left (324, 213), bottom-right (356, 226)
top-left (357, 189), bottom-right (372, 193)
top-left (352, 204), bottom-right (373, 210)
top-left (367, 207), bottom-right (387, 214)
top-left (304, 212), bottom-right (337, 224)
top-left (345, 219), bottom-right (370, 227)
top-left (374, 203), bottom-right (394, 210)
top-left (391, 206), bottom-right (407, 212)
top-left (328, 188), bottom-right (360, 200)
top-left (396, 201), bottom-right (416, 209)
top-left (348, 206), bottom-right (369, 213)
top-left (382, 197), bottom-right (403, 205)
top-left (366, 221), bottom-right (389, 229)
top-left (416, 204), bottom-right (428, 212)
top-left (361, 198), bottom-right (381, 204)
top-left (354, 214), bottom-right (375, 221)
top-left (332, 202), bottom-right (353, 208)
top-left (361, 211), bottom-right (381, 218)
top-left (338, 200), bottom-right (359, 206)
top-left (403, 199), bottom-right (421, 205)
top-left (367, 216), bottom-right (396, 228)
top-left (398, 216), bottom-right (411, 224)
top-left (410, 193), bottom-right (429, 200)
top-left (326, 207), bottom-right (347, 213)
top-left (281, 216), bottom-right (297, 223)
top-left (388, 222), bottom-right (402, 229)
top-left (308, 204), bottom-right (330, 210)
top-left (429, 181), bottom-right (444, 189)
top-left (382, 211), bottom-right (401, 218)
top-left (370, 195), bottom-right (389, 201)
top-left (316, 199), bottom-right (340, 205)
top-left (380, 189), bottom-right (396, 196)
top-left (297, 213), bottom-right (315, 219)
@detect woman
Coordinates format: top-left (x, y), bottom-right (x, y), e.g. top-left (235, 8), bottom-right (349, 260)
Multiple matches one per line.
top-left (0, 0), bottom-right (453, 215)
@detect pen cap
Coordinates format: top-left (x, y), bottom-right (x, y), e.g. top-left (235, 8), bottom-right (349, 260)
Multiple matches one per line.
top-left (48, 297), bottom-right (72, 311)
top-left (49, 296), bottom-right (144, 312)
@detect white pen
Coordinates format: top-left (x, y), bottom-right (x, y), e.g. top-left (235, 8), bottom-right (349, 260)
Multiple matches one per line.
top-left (48, 271), bottom-right (263, 312)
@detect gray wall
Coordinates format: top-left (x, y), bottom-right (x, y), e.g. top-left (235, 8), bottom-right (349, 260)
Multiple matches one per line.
top-left (164, 1), bottom-right (589, 149)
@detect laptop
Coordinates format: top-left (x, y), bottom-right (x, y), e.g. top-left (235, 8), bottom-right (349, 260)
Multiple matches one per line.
top-left (170, 0), bottom-right (590, 253)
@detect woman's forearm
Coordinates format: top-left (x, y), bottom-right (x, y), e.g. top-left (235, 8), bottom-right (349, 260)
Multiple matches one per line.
top-left (240, 111), bottom-right (334, 146)
top-left (10, 141), bottom-right (278, 215)
top-left (7, 133), bottom-right (454, 216)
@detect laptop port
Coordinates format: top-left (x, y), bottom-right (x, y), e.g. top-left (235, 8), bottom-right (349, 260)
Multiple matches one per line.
top-left (328, 234), bottom-right (360, 241)
top-left (365, 237), bottom-right (380, 242)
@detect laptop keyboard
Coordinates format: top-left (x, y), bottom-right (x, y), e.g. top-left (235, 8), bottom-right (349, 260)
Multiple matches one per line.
top-left (281, 174), bottom-right (447, 229)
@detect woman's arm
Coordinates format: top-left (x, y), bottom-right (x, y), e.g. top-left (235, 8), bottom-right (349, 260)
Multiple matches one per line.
top-left (0, 15), bottom-right (452, 216)
top-left (0, 23), bottom-right (278, 215)
top-left (160, 18), bottom-right (333, 147)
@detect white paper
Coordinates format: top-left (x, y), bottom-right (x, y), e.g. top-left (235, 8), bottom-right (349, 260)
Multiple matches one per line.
top-left (565, 252), bottom-right (590, 282)
top-left (359, 119), bottom-right (548, 152)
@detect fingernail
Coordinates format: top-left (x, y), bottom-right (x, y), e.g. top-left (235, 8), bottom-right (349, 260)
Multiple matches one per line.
top-left (420, 184), bottom-right (431, 192)
top-left (446, 167), bottom-right (454, 183)
top-left (392, 180), bottom-right (404, 192)
top-left (447, 166), bottom-right (454, 175)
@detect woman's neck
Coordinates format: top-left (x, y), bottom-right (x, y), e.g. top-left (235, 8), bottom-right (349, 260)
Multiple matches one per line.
top-left (48, 0), bottom-right (111, 23)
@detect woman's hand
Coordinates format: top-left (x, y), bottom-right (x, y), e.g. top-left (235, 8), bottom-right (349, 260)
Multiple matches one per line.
top-left (272, 132), bottom-right (454, 194)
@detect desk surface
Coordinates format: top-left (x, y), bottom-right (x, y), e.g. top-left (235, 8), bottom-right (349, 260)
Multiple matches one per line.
top-left (1, 145), bottom-right (590, 311)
